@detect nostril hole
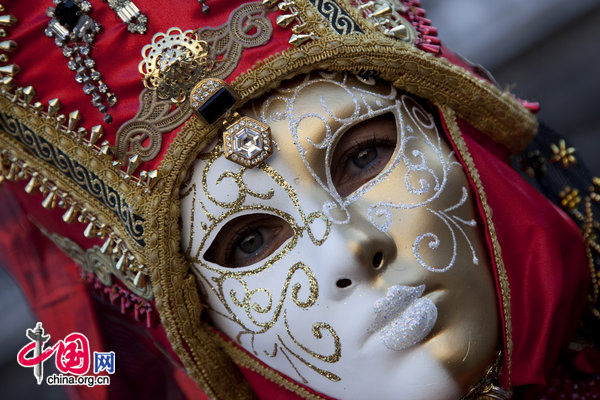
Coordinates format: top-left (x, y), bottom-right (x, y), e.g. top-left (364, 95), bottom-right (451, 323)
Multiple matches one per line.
top-left (336, 278), bottom-right (352, 289)
top-left (372, 251), bottom-right (384, 270)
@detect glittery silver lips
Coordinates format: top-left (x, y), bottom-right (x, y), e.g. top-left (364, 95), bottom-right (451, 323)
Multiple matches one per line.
top-left (368, 285), bottom-right (438, 351)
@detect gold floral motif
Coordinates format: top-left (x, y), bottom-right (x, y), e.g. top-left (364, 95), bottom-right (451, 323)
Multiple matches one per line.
top-left (550, 139), bottom-right (577, 169)
top-left (559, 187), bottom-right (582, 210)
top-left (139, 27), bottom-right (212, 102)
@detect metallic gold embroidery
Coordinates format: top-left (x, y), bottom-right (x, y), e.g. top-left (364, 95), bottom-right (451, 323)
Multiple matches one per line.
top-left (461, 352), bottom-right (509, 400)
top-left (115, 89), bottom-right (191, 162)
top-left (119, 2), bottom-right (273, 166)
top-left (0, 107), bottom-right (146, 246)
top-left (308, 0), bottom-right (363, 35)
top-left (550, 139), bottom-right (577, 169)
top-left (351, 0), bottom-right (416, 42)
top-left (37, 224), bottom-right (153, 299)
top-left (196, 2), bottom-right (273, 80)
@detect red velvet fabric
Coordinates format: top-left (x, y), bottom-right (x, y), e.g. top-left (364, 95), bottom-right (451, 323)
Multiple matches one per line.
top-left (442, 116), bottom-right (590, 392)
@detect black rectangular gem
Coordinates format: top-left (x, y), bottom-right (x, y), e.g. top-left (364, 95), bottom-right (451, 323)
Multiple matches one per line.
top-left (197, 87), bottom-right (237, 124)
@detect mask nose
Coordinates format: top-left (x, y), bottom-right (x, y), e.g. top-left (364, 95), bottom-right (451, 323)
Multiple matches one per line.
top-left (329, 217), bottom-right (398, 290)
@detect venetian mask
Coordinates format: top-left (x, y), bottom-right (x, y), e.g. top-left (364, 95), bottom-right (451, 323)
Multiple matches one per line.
top-left (180, 72), bottom-right (499, 400)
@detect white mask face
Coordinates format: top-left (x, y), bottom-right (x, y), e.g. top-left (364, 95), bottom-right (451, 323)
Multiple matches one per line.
top-left (180, 72), bottom-right (499, 400)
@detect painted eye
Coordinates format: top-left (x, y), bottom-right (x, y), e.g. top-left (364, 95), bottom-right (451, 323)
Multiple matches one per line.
top-left (204, 213), bottom-right (293, 268)
top-left (331, 113), bottom-right (397, 197)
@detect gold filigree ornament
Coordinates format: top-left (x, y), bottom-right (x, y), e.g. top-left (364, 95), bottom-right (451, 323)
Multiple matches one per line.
top-left (139, 27), bottom-right (213, 102)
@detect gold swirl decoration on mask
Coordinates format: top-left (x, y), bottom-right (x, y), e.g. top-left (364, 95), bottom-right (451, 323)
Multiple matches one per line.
top-left (179, 141), bottom-right (341, 384)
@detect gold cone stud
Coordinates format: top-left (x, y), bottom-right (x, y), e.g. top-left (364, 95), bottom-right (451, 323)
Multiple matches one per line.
top-left (55, 114), bottom-right (66, 129)
top-left (116, 254), bottom-right (127, 271)
top-left (62, 204), bottom-right (79, 224)
top-left (262, 0), bottom-right (280, 7)
top-left (387, 24), bottom-right (409, 40)
top-left (99, 140), bottom-right (114, 156)
top-left (278, 2), bottom-right (291, 11)
top-left (47, 98), bottom-right (61, 118)
top-left (10, 86), bottom-right (22, 102)
top-left (89, 125), bottom-right (104, 146)
top-left (371, 5), bottom-right (392, 18)
top-left (6, 163), bottom-right (17, 181)
top-left (0, 64), bottom-right (19, 76)
top-left (24, 174), bottom-right (40, 194)
top-left (289, 34), bottom-right (312, 47)
top-left (127, 155), bottom-right (140, 175)
top-left (276, 12), bottom-right (298, 28)
top-left (133, 270), bottom-right (144, 287)
top-left (67, 110), bottom-right (81, 131)
top-left (291, 23), bottom-right (307, 34)
top-left (0, 76), bottom-right (13, 91)
top-left (147, 169), bottom-right (158, 189)
top-left (83, 222), bottom-right (97, 238)
top-left (100, 237), bottom-right (112, 254)
top-left (42, 191), bottom-right (57, 209)
top-left (0, 15), bottom-right (16, 27)
top-left (33, 102), bottom-right (43, 114)
top-left (23, 86), bottom-right (35, 105)
top-left (0, 40), bottom-right (16, 52)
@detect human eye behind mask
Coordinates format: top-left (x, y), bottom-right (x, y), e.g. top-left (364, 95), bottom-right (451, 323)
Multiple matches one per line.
top-left (331, 113), bottom-right (398, 197)
top-left (204, 213), bottom-right (293, 268)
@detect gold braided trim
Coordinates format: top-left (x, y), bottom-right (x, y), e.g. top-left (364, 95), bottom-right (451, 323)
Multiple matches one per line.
top-left (0, 95), bottom-right (148, 264)
top-left (149, 116), bottom-right (255, 399)
top-left (231, 33), bottom-right (537, 153)
top-left (441, 106), bottom-right (513, 386)
top-left (216, 333), bottom-right (327, 400)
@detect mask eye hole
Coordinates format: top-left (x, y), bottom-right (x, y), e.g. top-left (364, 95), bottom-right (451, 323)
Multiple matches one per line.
top-left (331, 113), bottom-right (397, 197)
top-left (204, 213), bottom-right (293, 268)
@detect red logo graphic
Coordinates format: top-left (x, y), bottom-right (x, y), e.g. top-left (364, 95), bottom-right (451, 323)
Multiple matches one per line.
top-left (17, 322), bottom-right (91, 384)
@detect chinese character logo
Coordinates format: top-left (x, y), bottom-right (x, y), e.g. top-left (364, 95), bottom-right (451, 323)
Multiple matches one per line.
top-left (16, 322), bottom-right (51, 384)
top-left (93, 352), bottom-right (115, 374)
top-left (16, 322), bottom-right (111, 385)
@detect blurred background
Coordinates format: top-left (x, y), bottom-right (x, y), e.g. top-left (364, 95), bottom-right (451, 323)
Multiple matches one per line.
top-left (1, 0), bottom-right (599, 398)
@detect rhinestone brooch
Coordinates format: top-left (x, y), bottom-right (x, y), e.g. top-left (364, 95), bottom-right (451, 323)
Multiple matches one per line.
top-left (46, 0), bottom-right (117, 123)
